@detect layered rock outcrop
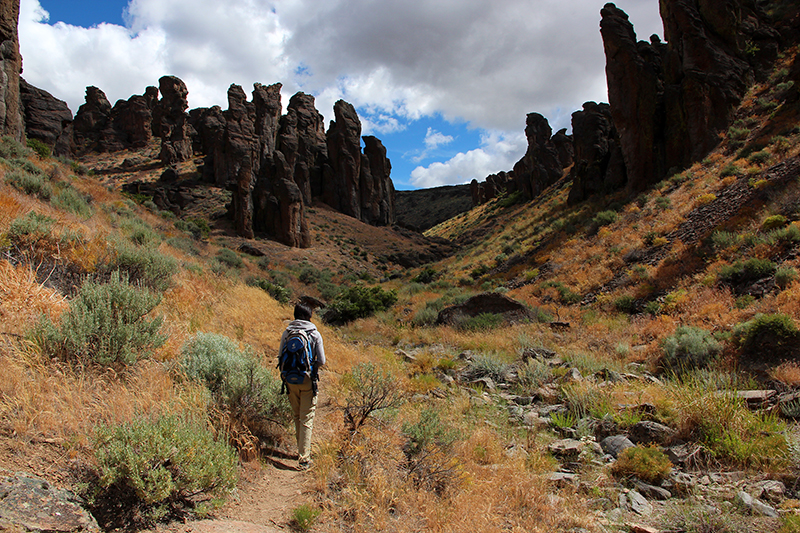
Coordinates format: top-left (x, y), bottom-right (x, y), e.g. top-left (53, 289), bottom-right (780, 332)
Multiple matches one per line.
top-left (0, 0), bottom-right (23, 141)
top-left (20, 78), bottom-right (73, 156)
top-left (188, 84), bottom-right (394, 246)
top-left (600, 0), bottom-right (779, 190)
top-left (567, 102), bottom-right (626, 205)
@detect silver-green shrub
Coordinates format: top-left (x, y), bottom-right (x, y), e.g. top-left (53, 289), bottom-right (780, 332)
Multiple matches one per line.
top-left (29, 271), bottom-right (165, 366)
top-left (91, 414), bottom-right (238, 526)
top-left (661, 325), bottom-right (721, 372)
top-left (180, 333), bottom-right (291, 440)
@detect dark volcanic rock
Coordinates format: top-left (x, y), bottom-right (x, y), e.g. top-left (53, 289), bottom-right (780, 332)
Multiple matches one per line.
top-left (0, 0), bottom-right (23, 141)
top-left (601, 4), bottom-right (665, 191)
top-left (278, 92), bottom-right (328, 204)
top-left (436, 293), bottom-right (533, 326)
top-left (512, 113), bottom-right (564, 200)
top-left (153, 75), bottom-right (193, 164)
top-left (71, 85), bottom-right (157, 155)
top-left (600, 1), bottom-right (777, 191)
top-left (360, 135), bottom-right (395, 226)
top-left (552, 128), bottom-right (574, 169)
top-left (110, 87), bottom-right (157, 149)
top-left (20, 78), bottom-right (73, 157)
top-left (567, 101), bottom-right (626, 205)
top-left (325, 99), bottom-right (362, 218)
top-left (0, 473), bottom-right (100, 532)
top-left (222, 84), bottom-right (260, 238)
top-left (72, 86), bottom-right (122, 153)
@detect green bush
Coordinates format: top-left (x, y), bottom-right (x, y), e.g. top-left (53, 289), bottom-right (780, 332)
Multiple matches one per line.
top-left (0, 135), bottom-right (30, 159)
top-left (613, 295), bottom-right (636, 313)
top-left (734, 313), bottom-right (799, 358)
top-left (593, 210), bottom-right (618, 227)
top-left (762, 214), bottom-right (788, 231)
top-left (215, 248), bottom-right (244, 269)
top-left (462, 353), bottom-right (510, 384)
top-left (180, 333), bottom-right (291, 441)
top-left (411, 306), bottom-right (439, 327)
top-left (118, 217), bottom-right (160, 246)
top-left (292, 504), bottom-right (322, 532)
top-left (710, 231), bottom-right (741, 250)
top-left (412, 266), bottom-right (439, 284)
top-left (776, 266), bottom-right (798, 289)
top-left (720, 163), bottom-right (742, 177)
top-left (747, 150), bottom-right (770, 166)
top-left (105, 238), bottom-right (177, 292)
top-left (90, 414), bottom-right (238, 526)
top-left (8, 211), bottom-right (56, 243)
top-left (661, 325), bottom-right (721, 372)
top-left (52, 184), bottom-right (92, 218)
top-left (323, 285), bottom-right (398, 325)
top-left (542, 281), bottom-right (582, 305)
top-left (402, 407), bottom-right (460, 492)
top-left (29, 271), bottom-right (165, 366)
top-left (5, 168), bottom-right (52, 199)
top-left (26, 138), bottom-right (51, 158)
top-left (248, 277), bottom-right (291, 304)
top-left (516, 358), bottom-right (553, 392)
top-left (175, 218), bottom-right (211, 240)
top-left (717, 257), bottom-right (776, 285)
top-left (611, 445), bottom-right (672, 483)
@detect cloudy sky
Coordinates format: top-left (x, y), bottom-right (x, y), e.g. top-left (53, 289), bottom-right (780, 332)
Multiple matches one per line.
top-left (19, 0), bottom-right (663, 190)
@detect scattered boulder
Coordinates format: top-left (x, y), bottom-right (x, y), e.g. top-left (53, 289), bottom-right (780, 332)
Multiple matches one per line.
top-left (436, 292), bottom-right (533, 326)
top-left (735, 490), bottom-right (779, 518)
top-left (601, 435), bottom-right (634, 458)
top-left (634, 480), bottom-right (671, 501)
top-left (548, 438), bottom-right (585, 459)
top-left (0, 474), bottom-right (100, 532)
top-left (620, 489), bottom-right (652, 516)
top-left (629, 421), bottom-right (675, 445)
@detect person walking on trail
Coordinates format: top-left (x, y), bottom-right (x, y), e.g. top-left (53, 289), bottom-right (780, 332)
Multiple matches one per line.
top-left (279, 302), bottom-right (325, 470)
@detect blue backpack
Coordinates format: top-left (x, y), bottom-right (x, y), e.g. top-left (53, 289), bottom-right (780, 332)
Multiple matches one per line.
top-left (278, 328), bottom-right (318, 393)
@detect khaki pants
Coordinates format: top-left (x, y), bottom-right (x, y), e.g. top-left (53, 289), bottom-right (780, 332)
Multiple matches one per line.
top-left (286, 378), bottom-right (317, 463)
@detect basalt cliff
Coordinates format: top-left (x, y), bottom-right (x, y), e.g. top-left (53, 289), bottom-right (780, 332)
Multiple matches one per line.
top-left (470, 0), bottom-right (800, 209)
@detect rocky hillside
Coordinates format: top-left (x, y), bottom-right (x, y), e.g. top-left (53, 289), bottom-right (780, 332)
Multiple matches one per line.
top-left (17, 73), bottom-right (396, 252)
top-left (395, 184), bottom-right (472, 231)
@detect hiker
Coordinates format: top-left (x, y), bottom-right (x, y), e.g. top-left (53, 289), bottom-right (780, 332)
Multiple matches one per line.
top-left (278, 302), bottom-right (326, 470)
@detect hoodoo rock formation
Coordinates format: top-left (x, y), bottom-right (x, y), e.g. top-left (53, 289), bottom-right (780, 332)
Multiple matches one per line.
top-left (512, 112), bottom-right (564, 201)
top-left (600, 0), bottom-right (780, 190)
top-left (152, 75), bottom-right (193, 165)
top-left (17, 67), bottom-right (395, 247)
top-left (567, 101), bottom-right (625, 205)
top-left (471, 0), bottom-right (789, 207)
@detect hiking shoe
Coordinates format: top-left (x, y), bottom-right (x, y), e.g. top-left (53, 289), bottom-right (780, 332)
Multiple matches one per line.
top-left (298, 460), bottom-right (311, 471)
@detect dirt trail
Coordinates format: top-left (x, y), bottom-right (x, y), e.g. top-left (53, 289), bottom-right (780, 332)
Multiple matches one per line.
top-left (152, 392), bottom-right (338, 533)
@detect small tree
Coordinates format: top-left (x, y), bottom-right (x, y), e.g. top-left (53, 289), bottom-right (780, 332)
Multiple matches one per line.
top-left (342, 362), bottom-right (404, 432)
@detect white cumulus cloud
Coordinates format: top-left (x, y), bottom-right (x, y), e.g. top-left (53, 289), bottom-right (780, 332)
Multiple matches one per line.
top-left (18, 0), bottom-right (663, 187)
top-left (410, 130), bottom-right (526, 188)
